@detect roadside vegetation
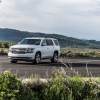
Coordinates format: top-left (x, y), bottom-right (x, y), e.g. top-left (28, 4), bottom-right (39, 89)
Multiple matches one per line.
top-left (0, 42), bottom-right (100, 99)
top-left (61, 48), bottom-right (100, 58)
top-left (0, 71), bottom-right (100, 100)
top-left (0, 41), bottom-right (15, 55)
top-left (1, 41), bottom-right (100, 58)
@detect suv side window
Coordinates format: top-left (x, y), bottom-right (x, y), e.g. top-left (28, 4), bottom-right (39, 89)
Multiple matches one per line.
top-left (41, 39), bottom-right (47, 46)
top-left (46, 39), bottom-right (54, 46)
top-left (54, 40), bottom-right (59, 46)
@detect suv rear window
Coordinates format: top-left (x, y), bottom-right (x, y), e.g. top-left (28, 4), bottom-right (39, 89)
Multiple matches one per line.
top-left (54, 40), bottom-right (59, 46)
top-left (46, 39), bottom-right (54, 46)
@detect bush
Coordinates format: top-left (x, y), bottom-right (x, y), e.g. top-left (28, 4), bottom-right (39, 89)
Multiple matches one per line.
top-left (44, 72), bottom-right (100, 100)
top-left (0, 71), bottom-right (34, 100)
top-left (81, 79), bottom-right (100, 100)
top-left (45, 73), bottom-right (71, 100)
top-left (0, 48), bottom-right (7, 55)
top-left (3, 42), bottom-right (9, 48)
top-left (22, 78), bottom-right (47, 100)
top-left (0, 71), bottom-right (21, 99)
top-left (68, 77), bottom-right (84, 100)
top-left (0, 71), bottom-right (100, 100)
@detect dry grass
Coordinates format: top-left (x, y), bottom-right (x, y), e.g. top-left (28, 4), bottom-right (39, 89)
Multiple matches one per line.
top-left (61, 47), bottom-right (100, 58)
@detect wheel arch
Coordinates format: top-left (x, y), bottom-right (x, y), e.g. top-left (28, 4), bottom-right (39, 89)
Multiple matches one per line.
top-left (35, 51), bottom-right (42, 57)
top-left (54, 50), bottom-right (59, 55)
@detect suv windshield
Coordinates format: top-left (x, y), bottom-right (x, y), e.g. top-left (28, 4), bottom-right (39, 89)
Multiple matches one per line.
top-left (19, 39), bottom-right (41, 45)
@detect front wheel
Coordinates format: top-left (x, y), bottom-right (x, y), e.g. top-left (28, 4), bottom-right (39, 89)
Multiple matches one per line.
top-left (34, 52), bottom-right (41, 64)
top-left (51, 52), bottom-right (58, 63)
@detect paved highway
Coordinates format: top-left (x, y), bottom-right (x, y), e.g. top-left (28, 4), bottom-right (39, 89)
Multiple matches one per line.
top-left (0, 56), bottom-right (100, 78)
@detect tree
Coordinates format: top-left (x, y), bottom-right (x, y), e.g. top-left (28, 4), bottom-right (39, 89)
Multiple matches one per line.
top-left (3, 42), bottom-right (9, 48)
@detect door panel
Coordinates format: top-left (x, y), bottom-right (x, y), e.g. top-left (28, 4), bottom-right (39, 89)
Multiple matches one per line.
top-left (41, 39), bottom-right (48, 58)
top-left (46, 39), bottom-right (54, 57)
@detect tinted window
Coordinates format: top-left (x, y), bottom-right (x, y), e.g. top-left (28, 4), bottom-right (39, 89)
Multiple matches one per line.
top-left (54, 40), bottom-right (59, 46)
top-left (41, 39), bottom-right (47, 46)
top-left (46, 39), bottom-right (53, 46)
top-left (20, 39), bottom-right (41, 45)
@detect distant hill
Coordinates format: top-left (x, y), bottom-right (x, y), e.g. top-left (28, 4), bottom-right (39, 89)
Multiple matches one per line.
top-left (0, 28), bottom-right (100, 48)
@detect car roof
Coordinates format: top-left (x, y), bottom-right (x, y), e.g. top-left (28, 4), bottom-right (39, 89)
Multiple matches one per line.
top-left (25, 37), bottom-right (57, 40)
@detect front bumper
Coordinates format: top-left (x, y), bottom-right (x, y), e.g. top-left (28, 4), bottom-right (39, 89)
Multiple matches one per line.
top-left (8, 52), bottom-right (35, 61)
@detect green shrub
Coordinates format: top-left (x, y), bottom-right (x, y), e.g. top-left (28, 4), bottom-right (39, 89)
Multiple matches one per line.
top-left (0, 71), bottom-right (21, 100)
top-left (0, 71), bottom-right (100, 100)
top-left (0, 48), bottom-right (7, 55)
top-left (45, 72), bottom-right (72, 100)
top-left (22, 78), bottom-right (47, 100)
top-left (0, 71), bottom-right (34, 100)
top-left (3, 42), bottom-right (9, 48)
top-left (68, 77), bottom-right (84, 100)
top-left (81, 79), bottom-right (100, 100)
top-left (0, 43), bottom-right (2, 48)
top-left (44, 72), bottom-right (100, 100)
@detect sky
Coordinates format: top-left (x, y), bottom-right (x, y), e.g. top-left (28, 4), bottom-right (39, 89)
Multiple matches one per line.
top-left (0, 0), bottom-right (100, 40)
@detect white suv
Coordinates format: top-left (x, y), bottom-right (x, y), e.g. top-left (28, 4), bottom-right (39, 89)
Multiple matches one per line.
top-left (8, 37), bottom-right (60, 64)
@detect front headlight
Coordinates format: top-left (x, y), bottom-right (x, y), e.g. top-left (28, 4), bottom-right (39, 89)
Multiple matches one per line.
top-left (26, 48), bottom-right (34, 53)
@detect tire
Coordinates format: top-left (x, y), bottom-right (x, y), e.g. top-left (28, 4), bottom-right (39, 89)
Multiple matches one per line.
top-left (10, 59), bottom-right (17, 63)
top-left (34, 52), bottom-right (41, 64)
top-left (51, 52), bottom-right (58, 63)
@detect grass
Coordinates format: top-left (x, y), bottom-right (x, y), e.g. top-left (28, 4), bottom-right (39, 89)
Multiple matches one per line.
top-left (61, 47), bottom-right (100, 58)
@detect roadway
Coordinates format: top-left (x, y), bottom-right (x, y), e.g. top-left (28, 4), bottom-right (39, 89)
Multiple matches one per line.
top-left (0, 56), bottom-right (100, 78)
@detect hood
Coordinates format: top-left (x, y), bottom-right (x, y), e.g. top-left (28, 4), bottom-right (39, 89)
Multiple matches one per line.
top-left (10, 44), bottom-right (39, 49)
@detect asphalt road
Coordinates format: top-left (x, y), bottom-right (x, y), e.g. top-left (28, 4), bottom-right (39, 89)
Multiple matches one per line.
top-left (0, 56), bottom-right (100, 78)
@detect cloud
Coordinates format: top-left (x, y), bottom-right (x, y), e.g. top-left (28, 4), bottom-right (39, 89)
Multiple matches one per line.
top-left (0, 0), bottom-right (100, 40)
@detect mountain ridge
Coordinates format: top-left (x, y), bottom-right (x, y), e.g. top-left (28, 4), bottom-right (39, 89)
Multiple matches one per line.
top-left (0, 28), bottom-right (100, 48)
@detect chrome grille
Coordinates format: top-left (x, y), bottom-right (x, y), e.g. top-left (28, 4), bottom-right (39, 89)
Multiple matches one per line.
top-left (12, 48), bottom-right (26, 54)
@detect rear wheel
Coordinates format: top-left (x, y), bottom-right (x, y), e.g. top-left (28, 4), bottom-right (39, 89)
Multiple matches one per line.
top-left (34, 52), bottom-right (41, 64)
top-left (10, 59), bottom-right (17, 63)
top-left (51, 52), bottom-right (58, 63)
